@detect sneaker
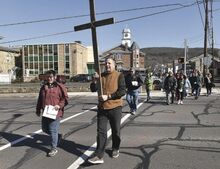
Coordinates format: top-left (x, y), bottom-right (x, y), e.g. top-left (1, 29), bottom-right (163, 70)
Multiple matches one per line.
top-left (88, 156), bottom-right (104, 164)
top-left (48, 148), bottom-right (58, 157)
top-left (130, 111), bottom-right (136, 115)
top-left (177, 100), bottom-right (181, 105)
top-left (180, 101), bottom-right (183, 105)
top-left (112, 149), bottom-right (120, 158)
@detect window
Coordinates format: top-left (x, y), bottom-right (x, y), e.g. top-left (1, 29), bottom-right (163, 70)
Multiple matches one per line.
top-left (30, 63), bottom-right (33, 69)
top-left (39, 63), bottom-right (43, 73)
top-left (49, 62), bottom-right (53, 69)
top-left (24, 63), bottom-right (28, 69)
top-left (34, 45), bottom-right (38, 55)
top-left (24, 56), bottom-right (28, 62)
top-left (54, 55), bottom-right (58, 61)
top-left (29, 45), bottom-right (33, 54)
top-left (65, 55), bottom-right (69, 61)
top-left (49, 55), bottom-right (53, 61)
top-left (43, 45), bottom-right (48, 55)
top-left (65, 62), bottom-right (69, 69)
top-left (29, 56), bottom-right (33, 62)
top-left (34, 56), bottom-right (38, 62)
top-left (54, 44), bottom-right (58, 55)
top-left (54, 62), bottom-right (58, 71)
top-left (65, 55), bottom-right (70, 74)
top-left (44, 55), bottom-right (48, 61)
top-left (49, 44), bottom-right (53, 54)
top-left (24, 46), bottom-right (28, 56)
top-left (39, 46), bottom-right (43, 56)
top-left (65, 44), bottom-right (69, 54)
top-left (44, 62), bottom-right (48, 69)
top-left (34, 62), bottom-right (38, 69)
top-left (39, 56), bottom-right (43, 61)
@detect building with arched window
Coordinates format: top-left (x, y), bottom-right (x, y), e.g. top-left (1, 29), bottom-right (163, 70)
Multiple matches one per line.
top-left (100, 28), bottom-right (145, 72)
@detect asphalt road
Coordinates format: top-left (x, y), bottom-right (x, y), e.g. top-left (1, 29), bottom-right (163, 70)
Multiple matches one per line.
top-left (0, 90), bottom-right (220, 169)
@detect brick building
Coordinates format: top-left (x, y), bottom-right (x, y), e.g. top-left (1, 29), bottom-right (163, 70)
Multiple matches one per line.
top-left (100, 28), bottom-right (145, 72)
top-left (22, 42), bottom-right (94, 81)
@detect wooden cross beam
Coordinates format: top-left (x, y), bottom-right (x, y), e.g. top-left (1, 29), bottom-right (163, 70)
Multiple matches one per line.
top-left (74, 0), bottom-right (114, 96)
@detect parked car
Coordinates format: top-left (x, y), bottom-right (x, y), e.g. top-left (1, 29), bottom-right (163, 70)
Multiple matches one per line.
top-left (70, 74), bottom-right (92, 82)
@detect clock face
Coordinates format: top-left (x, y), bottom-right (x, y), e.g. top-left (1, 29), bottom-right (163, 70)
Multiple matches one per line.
top-left (124, 33), bottom-right (128, 37)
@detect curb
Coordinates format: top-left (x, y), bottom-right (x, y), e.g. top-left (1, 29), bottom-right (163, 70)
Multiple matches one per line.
top-left (0, 87), bottom-right (219, 98)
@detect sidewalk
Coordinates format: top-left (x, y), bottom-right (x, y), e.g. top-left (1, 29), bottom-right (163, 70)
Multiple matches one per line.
top-left (0, 87), bottom-right (219, 98)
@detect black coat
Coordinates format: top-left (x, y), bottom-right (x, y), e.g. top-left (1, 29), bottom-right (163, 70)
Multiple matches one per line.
top-left (164, 75), bottom-right (177, 91)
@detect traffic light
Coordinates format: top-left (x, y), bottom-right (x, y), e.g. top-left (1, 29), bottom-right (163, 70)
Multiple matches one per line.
top-left (178, 57), bottom-right (184, 63)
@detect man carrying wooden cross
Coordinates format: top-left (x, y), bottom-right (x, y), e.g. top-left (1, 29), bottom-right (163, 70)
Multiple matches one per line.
top-left (88, 57), bottom-right (126, 164)
top-left (74, 0), bottom-right (126, 164)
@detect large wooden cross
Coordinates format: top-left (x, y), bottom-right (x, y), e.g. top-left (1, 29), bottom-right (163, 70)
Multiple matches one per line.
top-left (74, 0), bottom-right (114, 96)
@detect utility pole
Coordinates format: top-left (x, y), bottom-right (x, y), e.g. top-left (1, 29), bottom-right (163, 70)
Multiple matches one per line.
top-left (74, 0), bottom-right (114, 96)
top-left (203, 0), bottom-right (208, 75)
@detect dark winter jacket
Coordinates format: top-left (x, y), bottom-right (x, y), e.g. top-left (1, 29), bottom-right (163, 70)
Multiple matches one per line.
top-left (125, 73), bottom-right (143, 91)
top-left (163, 75), bottom-right (177, 91)
top-left (36, 82), bottom-right (68, 118)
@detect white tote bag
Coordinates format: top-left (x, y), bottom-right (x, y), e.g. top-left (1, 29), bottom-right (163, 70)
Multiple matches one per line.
top-left (42, 105), bottom-right (58, 119)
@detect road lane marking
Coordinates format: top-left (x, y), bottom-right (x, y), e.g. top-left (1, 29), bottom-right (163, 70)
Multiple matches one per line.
top-left (0, 129), bottom-right (42, 151)
top-left (67, 99), bottom-right (146, 169)
top-left (0, 106), bottom-right (97, 152)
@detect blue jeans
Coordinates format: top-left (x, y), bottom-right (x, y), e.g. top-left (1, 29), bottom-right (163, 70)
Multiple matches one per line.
top-left (193, 85), bottom-right (201, 98)
top-left (166, 90), bottom-right (175, 104)
top-left (126, 90), bottom-right (139, 112)
top-left (42, 117), bottom-right (60, 148)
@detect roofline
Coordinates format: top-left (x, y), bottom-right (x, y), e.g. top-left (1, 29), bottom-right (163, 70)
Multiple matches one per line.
top-left (21, 41), bottom-right (87, 48)
top-left (0, 46), bottom-right (20, 53)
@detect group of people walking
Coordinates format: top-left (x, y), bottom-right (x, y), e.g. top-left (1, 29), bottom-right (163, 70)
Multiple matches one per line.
top-left (35, 60), bottom-right (215, 165)
top-left (163, 70), bottom-right (215, 105)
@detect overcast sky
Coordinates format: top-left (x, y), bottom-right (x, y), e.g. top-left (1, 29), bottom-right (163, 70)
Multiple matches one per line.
top-left (0, 0), bottom-right (220, 52)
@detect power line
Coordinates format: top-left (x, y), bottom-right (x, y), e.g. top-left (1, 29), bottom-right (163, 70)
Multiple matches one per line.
top-left (0, 1), bottom-right (205, 45)
top-left (115, 2), bottom-right (202, 23)
top-left (0, 2), bottom-right (202, 27)
top-left (195, 0), bottom-right (205, 27)
top-left (0, 30), bottom-right (74, 44)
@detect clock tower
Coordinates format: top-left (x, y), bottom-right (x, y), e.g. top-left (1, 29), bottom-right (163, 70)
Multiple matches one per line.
top-left (121, 28), bottom-right (131, 47)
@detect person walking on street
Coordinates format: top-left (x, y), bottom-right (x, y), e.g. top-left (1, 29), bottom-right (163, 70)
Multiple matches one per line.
top-left (36, 70), bottom-right (68, 157)
top-left (88, 57), bottom-right (126, 164)
top-left (183, 75), bottom-right (191, 97)
top-left (145, 72), bottom-right (153, 102)
top-left (190, 71), bottom-right (202, 99)
top-left (176, 73), bottom-right (185, 104)
top-left (197, 70), bottom-right (204, 96)
top-left (204, 73), bottom-right (214, 96)
top-left (163, 71), bottom-right (177, 105)
top-left (125, 68), bottom-right (143, 115)
top-left (161, 72), bottom-right (168, 92)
